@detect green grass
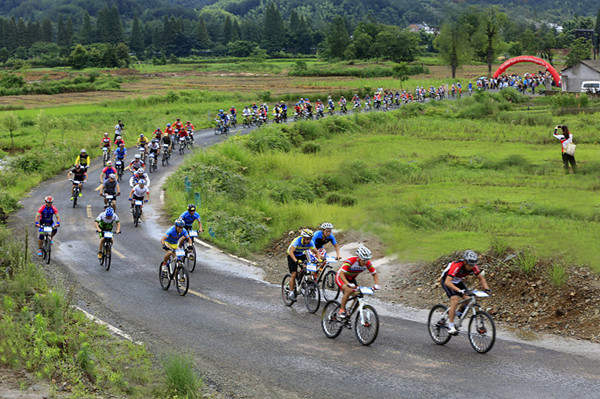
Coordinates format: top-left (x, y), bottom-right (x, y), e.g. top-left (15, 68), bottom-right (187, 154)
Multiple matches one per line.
top-left (163, 96), bottom-right (600, 270)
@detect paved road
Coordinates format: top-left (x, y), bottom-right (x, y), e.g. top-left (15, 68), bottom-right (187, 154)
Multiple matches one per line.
top-left (12, 120), bottom-right (600, 399)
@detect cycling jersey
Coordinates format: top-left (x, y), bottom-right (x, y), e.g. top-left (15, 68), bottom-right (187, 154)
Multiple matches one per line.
top-left (179, 211), bottom-right (200, 227)
top-left (37, 204), bottom-right (58, 224)
top-left (70, 168), bottom-right (86, 181)
top-left (165, 127), bottom-right (174, 136)
top-left (185, 123), bottom-right (194, 131)
top-left (76, 154), bottom-right (90, 167)
top-left (177, 130), bottom-right (188, 137)
top-left (102, 179), bottom-right (118, 195)
top-left (130, 173), bottom-right (150, 187)
top-left (129, 160), bottom-right (144, 170)
top-left (164, 226), bottom-right (189, 245)
top-left (441, 261), bottom-right (481, 284)
top-left (101, 166), bottom-right (117, 178)
top-left (137, 138), bottom-right (149, 147)
top-left (114, 148), bottom-right (127, 159)
top-left (313, 230), bottom-right (336, 249)
top-left (337, 256), bottom-right (376, 280)
top-left (96, 211), bottom-right (119, 230)
top-left (114, 138), bottom-right (125, 147)
top-left (287, 236), bottom-right (316, 257)
top-left (149, 143), bottom-right (160, 152)
top-left (174, 121), bottom-right (183, 130)
top-left (101, 137), bottom-right (111, 147)
top-left (131, 185), bottom-right (149, 198)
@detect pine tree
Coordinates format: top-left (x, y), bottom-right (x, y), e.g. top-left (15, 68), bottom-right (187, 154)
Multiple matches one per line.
top-left (29, 21), bottom-right (42, 44)
top-left (65, 17), bottom-right (73, 46)
top-left (130, 14), bottom-right (144, 54)
top-left (97, 7), bottom-right (110, 43)
top-left (109, 6), bottom-right (125, 44)
top-left (57, 16), bottom-right (67, 46)
top-left (262, 2), bottom-right (286, 53)
top-left (325, 16), bottom-right (349, 59)
top-left (6, 17), bottom-right (17, 51)
top-left (80, 12), bottom-right (94, 45)
top-left (232, 19), bottom-right (241, 42)
top-left (41, 18), bottom-right (53, 43)
top-left (196, 16), bottom-right (210, 49)
top-left (224, 15), bottom-right (233, 44)
top-left (16, 18), bottom-right (27, 47)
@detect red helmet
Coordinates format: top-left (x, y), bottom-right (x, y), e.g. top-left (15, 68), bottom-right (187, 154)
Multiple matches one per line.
top-left (44, 196), bottom-right (54, 203)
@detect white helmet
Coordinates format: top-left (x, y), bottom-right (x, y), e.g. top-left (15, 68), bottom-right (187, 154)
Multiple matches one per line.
top-left (320, 222), bottom-right (333, 230)
top-left (356, 245), bottom-right (372, 260)
top-left (135, 154), bottom-right (141, 159)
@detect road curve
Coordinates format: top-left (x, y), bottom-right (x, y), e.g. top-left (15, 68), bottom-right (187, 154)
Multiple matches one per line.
top-left (12, 121), bottom-right (600, 399)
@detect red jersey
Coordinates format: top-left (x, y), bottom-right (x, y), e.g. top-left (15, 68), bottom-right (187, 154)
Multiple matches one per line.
top-left (153, 130), bottom-right (163, 140)
top-left (177, 129), bottom-right (188, 137)
top-left (442, 261), bottom-right (481, 284)
top-left (185, 123), bottom-right (194, 131)
top-left (165, 126), bottom-right (174, 136)
top-left (337, 256), bottom-right (376, 280)
top-left (101, 137), bottom-right (111, 147)
top-left (114, 138), bottom-right (125, 147)
top-left (174, 121), bottom-right (183, 130)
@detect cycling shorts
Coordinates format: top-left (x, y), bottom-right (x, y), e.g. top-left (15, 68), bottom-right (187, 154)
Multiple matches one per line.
top-left (165, 242), bottom-right (178, 250)
top-left (441, 278), bottom-right (467, 298)
top-left (335, 272), bottom-right (356, 290)
top-left (162, 136), bottom-right (171, 145)
top-left (287, 254), bottom-right (307, 274)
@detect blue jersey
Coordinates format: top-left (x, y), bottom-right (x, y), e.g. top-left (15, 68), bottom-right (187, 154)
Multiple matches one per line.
top-left (115, 147), bottom-right (127, 159)
top-left (287, 236), bottom-right (316, 257)
top-left (179, 211), bottom-right (200, 227)
top-left (164, 226), bottom-right (189, 245)
top-left (37, 204), bottom-right (58, 224)
top-left (312, 230), bottom-right (336, 249)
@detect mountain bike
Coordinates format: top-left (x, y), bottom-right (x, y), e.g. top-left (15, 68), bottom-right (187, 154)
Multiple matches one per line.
top-left (161, 143), bottom-right (170, 166)
top-left (115, 159), bottom-right (125, 181)
top-left (70, 179), bottom-right (83, 208)
top-left (340, 104), bottom-right (347, 115)
top-left (321, 286), bottom-right (379, 346)
top-left (427, 290), bottom-right (496, 354)
top-left (148, 152), bottom-right (157, 173)
top-left (131, 199), bottom-right (144, 227)
top-left (230, 117), bottom-right (237, 129)
top-left (177, 136), bottom-right (187, 155)
top-left (242, 116), bottom-right (251, 128)
top-left (308, 252), bottom-right (340, 301)
top-left (186, 130), bottom-right (194, 149)
top-left (281, 261), bottom-right (321, 314)
top-left (214, 120), bottom-right (229, 135)
top-left (159, 248), bottom-right (190, 296)
top-left (102, 147), bottom-right (111, 166)
top-left (39, 224), bottom-right (56, 264)
top-left (184, 230), bottom-right (198, 272)
top-left (102, 193), bottom-right (118, 210)
top-left (98, 230), bottom-right (119, 271)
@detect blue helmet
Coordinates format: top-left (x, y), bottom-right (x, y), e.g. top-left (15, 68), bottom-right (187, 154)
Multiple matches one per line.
top-left (174, 218), bottom-right (185, 227)
top-left (105, 207), bottom-right (114, 218)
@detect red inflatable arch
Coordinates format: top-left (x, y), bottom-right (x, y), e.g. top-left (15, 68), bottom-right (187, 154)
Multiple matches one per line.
top-left (493, 55), bottom-right (561, 86)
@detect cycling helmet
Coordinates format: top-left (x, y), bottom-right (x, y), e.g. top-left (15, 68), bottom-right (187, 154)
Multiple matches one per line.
top-left (116, 135), bottom-right (121, 140)
top-left (320, 222), bottom-right (333, 230)
top-left (105, 207), bottom-right (114, 218)
top-left (106, 161), bottom-right (112, 166)
top-left (356, 245), bottom-right (372, 260)
top-left (74, 163), bottom-right (81, 168)
top-left (44, 196), bottom-right (54, 203)
top-left (108, 173), bottom-right (116, 179)
top-left (152, 139), bottom-right (159, 143)
top-left (135, 154), bottom-right (141, 159)
top-left (138, 179), bottom-right (146, 185)
top-left (300, 228), bottom-right (314, 238)
top-left (219, 109), bottom-right (223, 112)
top-left (463, 250), bottom-right (478, 265)
top-left (176, 118), bottom-right (180, 121)
top-left (80, 149), bottom-right (86, 153)
top-left (137, 168), bottom-right (144, 174)
top-left (104, 132), bottom-right (109, 136)
top-left (140, 134), bottom-right (144, 138)
top-left (166, 123), bottom-right (171, 127)
top-left (186, 120), bottom-right (190, 123)
top-left (174, 218), bottom-right (185, 227)
top-left (188, 204), bottom-right (196, 212)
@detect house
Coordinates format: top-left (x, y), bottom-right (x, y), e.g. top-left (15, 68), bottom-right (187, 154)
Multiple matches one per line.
top-left (561, 60), bottom-right (600, 92)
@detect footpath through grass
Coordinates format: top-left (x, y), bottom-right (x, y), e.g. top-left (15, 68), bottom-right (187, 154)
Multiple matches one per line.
top-left (163, 90), bottom-right (600, 270)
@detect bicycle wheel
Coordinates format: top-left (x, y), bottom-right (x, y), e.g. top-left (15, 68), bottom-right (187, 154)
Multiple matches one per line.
top-left (281, 274), bottom-right (294, 306)
top-left (214, 126), bottom-right (220, 135)
top-left (304, 280), bottom-right (321, 314)
top-left (104, 242), bottom-right (112, 271)
top-left (321, 300), bottom-right (343, 339)
top-left (186, 244), bottom-right (196, 273)
top-left (72, 188), bottom-right (78, 208)
top-left (321, 270), bottom-right (340, 301)
top-left (159, 262), bottom-right (171, 290)
top-left (45, 238), bottom-right (51, 264)
top-left (354, 304), bottom-right (379, 346)
top-left (162, 154), bottom-right (166, 166)
top-left (133, 207), bottom-right (140, 227)
top-left (468, 311), bottom-right (496, 354)
top-left (175, 265), bottom-right (190, 296)
top-left (427, 304), bottom-right (452, 345)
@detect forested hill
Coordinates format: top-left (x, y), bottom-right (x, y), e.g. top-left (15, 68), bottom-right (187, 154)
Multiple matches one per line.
top-left (0, 0), bottom-right (597, 25)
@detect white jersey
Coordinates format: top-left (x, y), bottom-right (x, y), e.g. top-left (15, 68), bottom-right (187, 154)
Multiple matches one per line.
top-left (95, 212), bottom-right (120, 224)
top-left (129, 173), bottom-right (150, 188)
top-left (131, 185), bottom-right (149, 198)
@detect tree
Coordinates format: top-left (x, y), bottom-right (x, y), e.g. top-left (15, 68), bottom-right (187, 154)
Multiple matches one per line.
top-left (566, 37), bottom-right (592, 67)
top-left (196, 17), bottom-right (210, 49)
top-left (130, 15), bottom-right (144, 54)
top-left (262, 2), bottom-right (286, 54)
top-left (68, 44), bottom-right (89, 69)
top-left (80, 12), bottom-right (95, 45)
top-left (41, 18), bottom-right (52, 43)
top-left (434, 13), bottom-right (471, 78)
top-left (37, 111), bottom-right (56, 146)
top-left (480, 7), bottom-right (507, 75)
top-left (324, 15), bottom-right (350, 59)
top-left (3, 112), bottom-right (20, 148)
top-left (224, 15), bottom-right (233, 44)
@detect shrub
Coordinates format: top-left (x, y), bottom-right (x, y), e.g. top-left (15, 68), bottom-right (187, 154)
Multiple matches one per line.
top-left (489, 234), bottom-right (510, 258)
top-left (162, 355), bottom-right (202, 399)
top-left (325, 192), bottom-right (356, 206)
top-left (301, 142), bottom-right (320, 154)
top-left (547, 263), bottom-right (567, 287)
top-left (514, 247), bottom-right (537, 274)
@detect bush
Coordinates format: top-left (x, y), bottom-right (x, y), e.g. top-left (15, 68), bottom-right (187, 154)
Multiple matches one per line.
top-left (547, 263), bottom-right (567, 287)
top-left (514, 247), bottom-right (537, 274)
top-left (325, 192), bottom-right (357, 206)
top-left (162, 355), bottom-right (202, 399)
top-left (301, 142), bottom-right (320, 154)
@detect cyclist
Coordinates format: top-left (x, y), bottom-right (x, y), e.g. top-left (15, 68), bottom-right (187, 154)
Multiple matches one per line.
top-left (67, 164), bottom-right (87, 201)
top-left (229, 106), bottom-right (237, 123)
top-left (94, 207), bottom-right (121, 259)
top-left (251, 103), bottom-right (259, 115)
top-left (242, 106), bottom-right (252, 124)
top-left (286, 228), bottom-right (323, 302)
top-left (280, 100), bottom-right (287, 120)
top-left (130, 168), bottom-right (150, 188)
top-left (335, 245), bottom-right (380, 319)
top-left (100, 132), bottom-right (111, 151)
top-left (185, 121), bottom-right (195, 142)
top-left (179, 204), bottom-right (204, 234)
top-left (339, 96), bottom-right (347, 113)
top-left (217, 109), bottom-right (228, 127)
top-left (174, 118), bottom-right (184, 131)
top-left (113, 143), bottom-right (127, 166)
top-left (100, 161), bottom-right (118, 183)
top-left (313, 222), bottom-right (342, 261)
top-left (163, 124), bottom-right (173, 153)
top-left (441, 250), bottom-right (491, 335)
top-left (153, 127), bottom-right (163, 141)
top-left (113, 135), bottom-right (125, 149)
top-left (176, 126), bottom-right (188, 143)
top-left (114, 120), bottom-right (124, 141)
top-left (129, 179), bottom-right (150, 211)
top-left (100, 174), bottom-right (120, 207)
top-left (137, 134), bottom-right (149, 152)
top-left (272, 104), bottom-right (281, 122)
top-left (75, 149), bottom-right (90, 170)
top-left (129, 154), bottom-right (145, 174)
top-left (35, 196), bottom-right (60, 256)
top-left (148, 138), bottom-right (160, 159)
top-left (160, 218), bottom-right (192, 267)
